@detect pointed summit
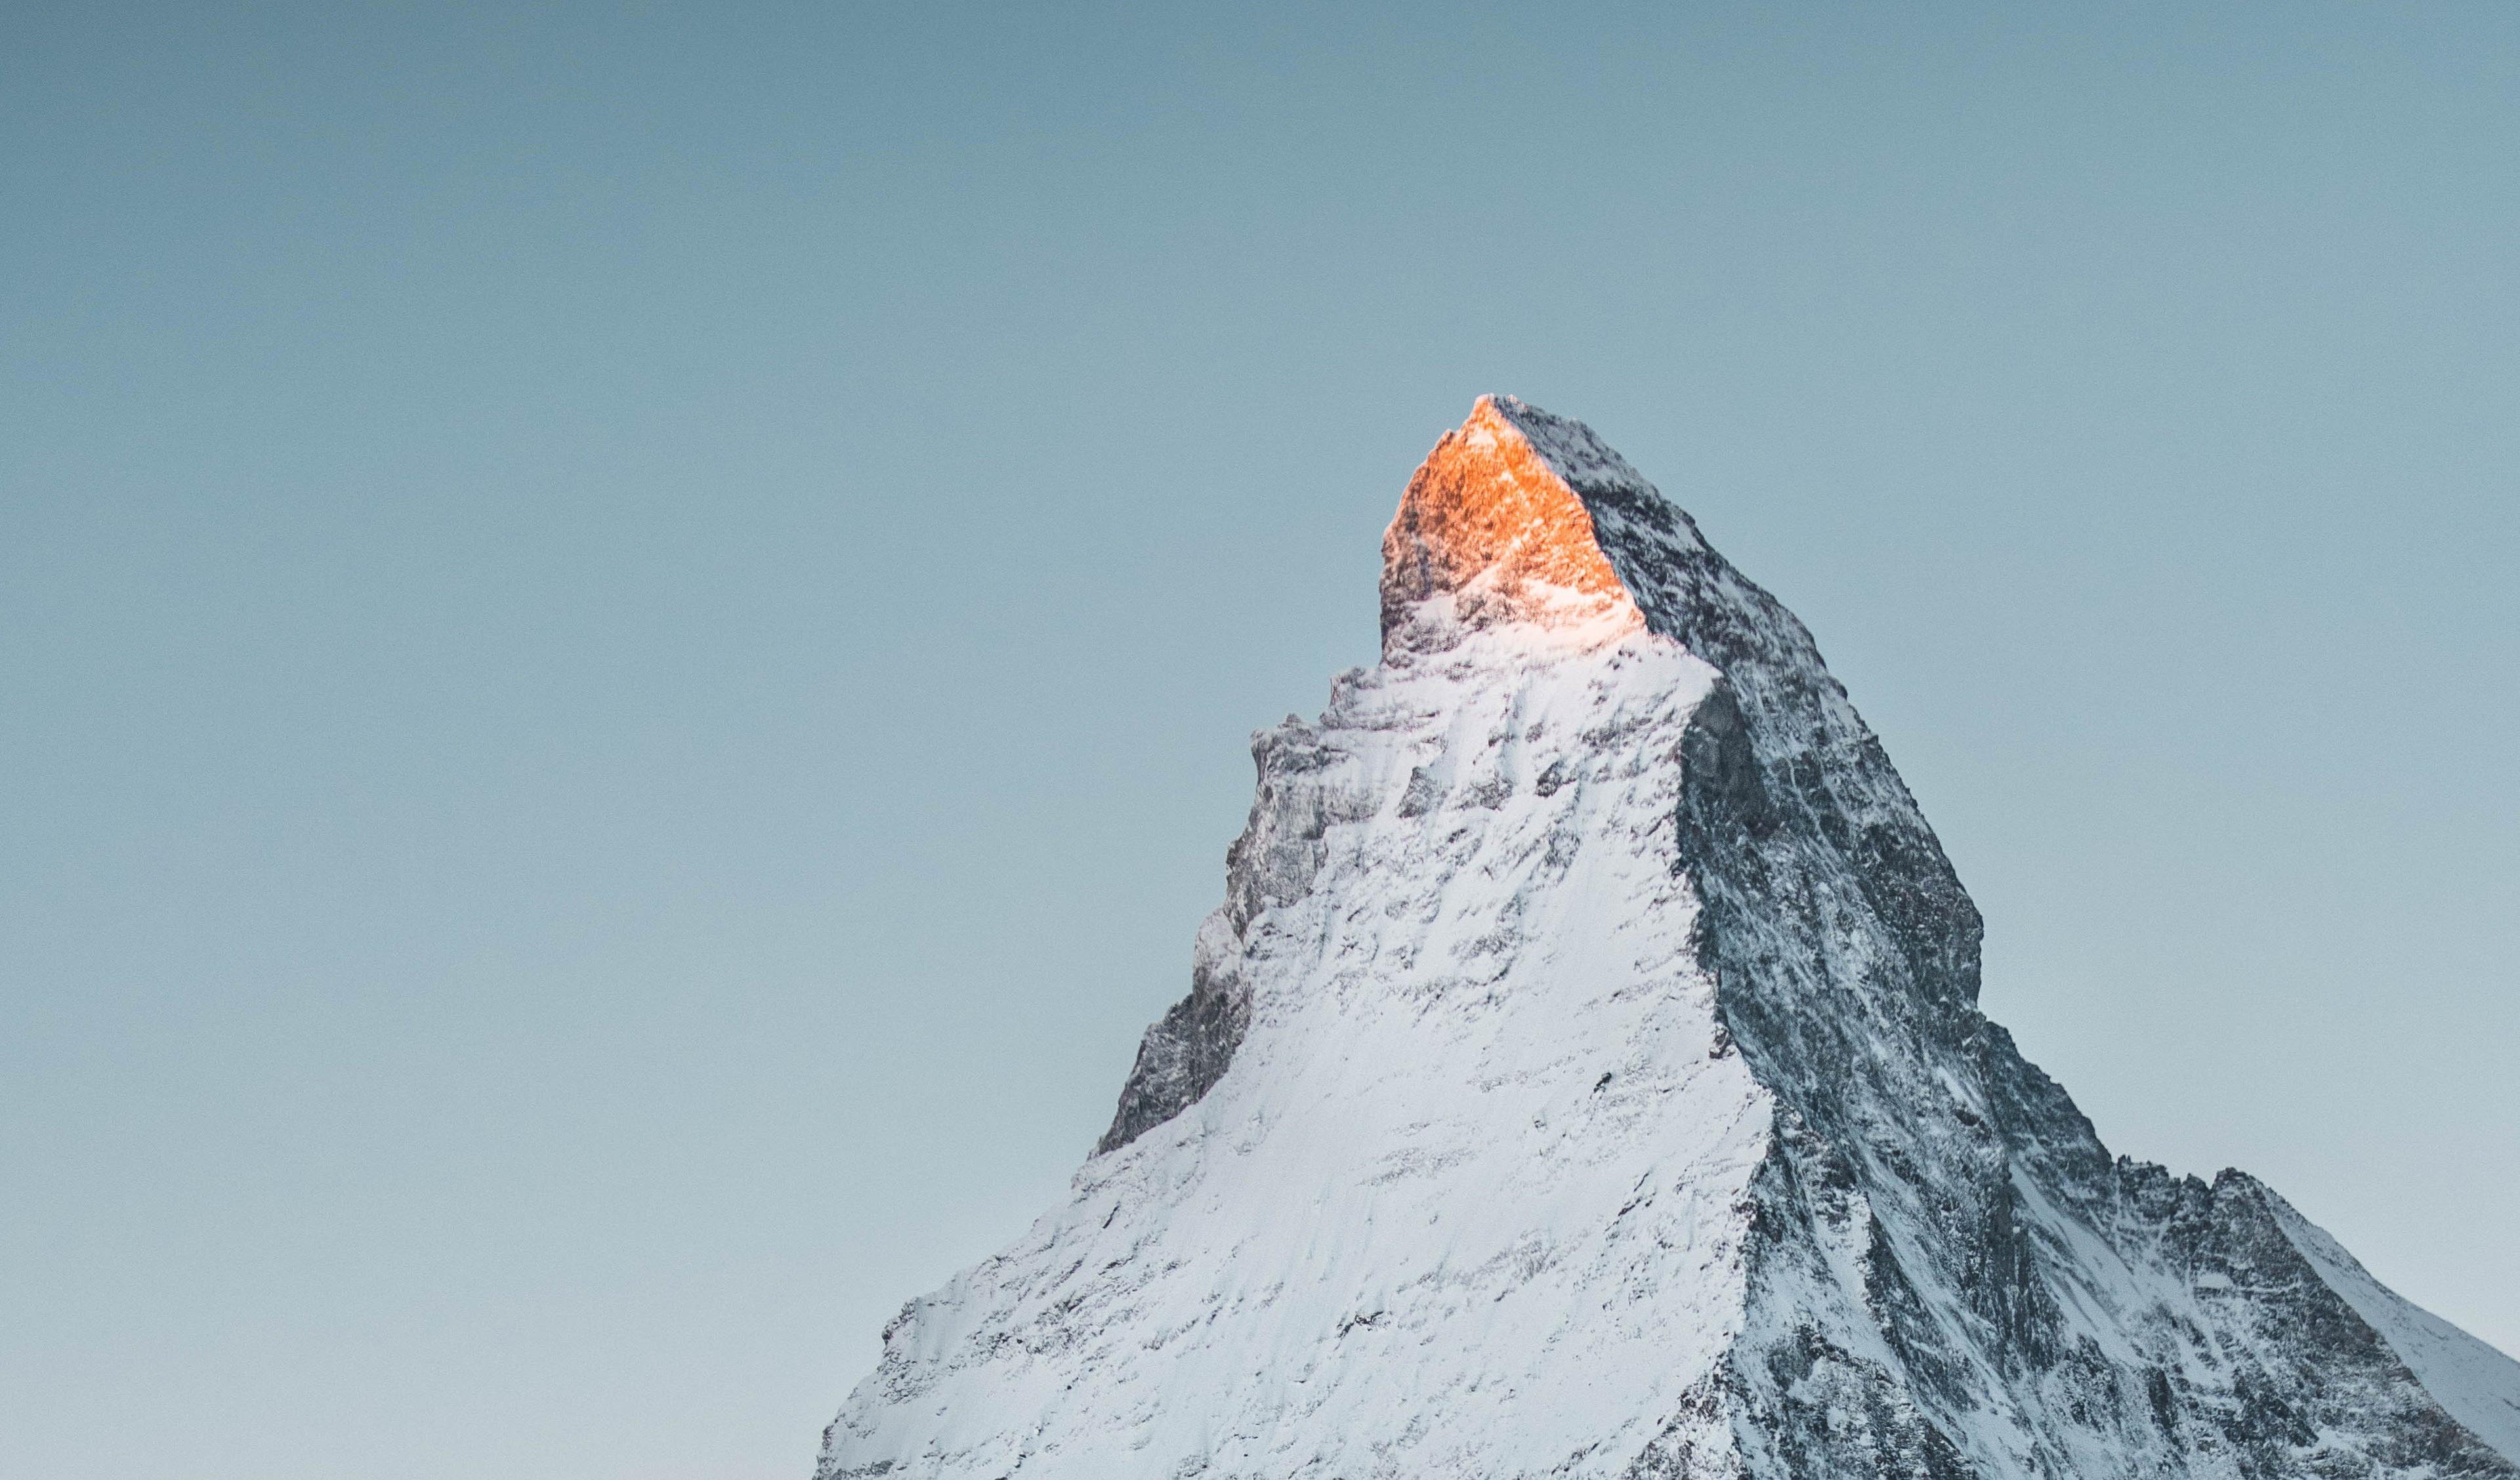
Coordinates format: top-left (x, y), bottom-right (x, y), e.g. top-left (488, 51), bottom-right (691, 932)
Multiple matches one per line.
top-left (1379, 396), bottom-right (1641, 648)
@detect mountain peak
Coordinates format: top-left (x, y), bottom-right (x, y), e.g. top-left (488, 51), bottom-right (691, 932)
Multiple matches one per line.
top-left (1379, 396), bottom-right (1645, 651)
top-left (818, 399), bottom-right (2520, 1480)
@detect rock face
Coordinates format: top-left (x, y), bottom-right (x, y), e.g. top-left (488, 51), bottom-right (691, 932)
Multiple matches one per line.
top-left (819, 398), bottom-right (2520, 1479)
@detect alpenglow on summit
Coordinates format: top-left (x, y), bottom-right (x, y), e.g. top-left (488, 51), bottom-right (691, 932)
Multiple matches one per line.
top-left (820, 398), bottom-right (2520, 1480)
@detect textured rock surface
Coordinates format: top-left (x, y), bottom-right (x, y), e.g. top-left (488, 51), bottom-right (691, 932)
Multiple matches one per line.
top-left (820, 397), bottom-right (2520, 1479)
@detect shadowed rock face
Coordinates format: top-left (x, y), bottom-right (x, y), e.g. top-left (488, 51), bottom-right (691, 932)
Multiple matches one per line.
top-left (825, 398), bottom-right (2520, 1480)
top-left (1093, 954), bottom-right (1248, 1157)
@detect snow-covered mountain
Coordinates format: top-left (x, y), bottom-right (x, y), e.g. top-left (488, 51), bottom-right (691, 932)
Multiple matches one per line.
top-left (820, 397), bottom-right (2520, 1479)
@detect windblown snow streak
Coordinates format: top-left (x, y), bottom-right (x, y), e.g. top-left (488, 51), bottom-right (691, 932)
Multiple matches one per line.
top-left (820, 397), bottom-right (2519, 1479)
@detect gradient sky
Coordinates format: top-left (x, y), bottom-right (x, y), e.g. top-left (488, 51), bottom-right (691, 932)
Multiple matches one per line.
top-left (5, 4), bottom-right (2516, 1477)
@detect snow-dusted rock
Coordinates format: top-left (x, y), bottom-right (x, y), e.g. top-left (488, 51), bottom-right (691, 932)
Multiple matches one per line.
top-left (820, 397), bottom-right (2520, 1479)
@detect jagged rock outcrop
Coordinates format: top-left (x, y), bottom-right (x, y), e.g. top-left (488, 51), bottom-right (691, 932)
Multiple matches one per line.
top-left (820, 396), bottom-right (2520, 1479)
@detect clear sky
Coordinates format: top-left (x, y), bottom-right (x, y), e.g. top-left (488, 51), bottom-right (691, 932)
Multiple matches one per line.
top-left (5, 4), bottom-right (2515, 1477)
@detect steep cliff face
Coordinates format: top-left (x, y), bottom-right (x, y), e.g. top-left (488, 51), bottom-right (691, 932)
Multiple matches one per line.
top-left (819, 397), bottom-right (2520, 1480)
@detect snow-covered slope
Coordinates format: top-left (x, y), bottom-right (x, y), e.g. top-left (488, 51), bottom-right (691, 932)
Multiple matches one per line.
top-left (819, 397), bottom-right (2519, 1480)
top-left (2271, 1196), bottom-right (2520, 1464)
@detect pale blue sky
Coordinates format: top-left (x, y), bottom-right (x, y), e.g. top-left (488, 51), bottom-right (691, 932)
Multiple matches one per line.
top-left (5, 4), bottom-right (2515, 1477)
